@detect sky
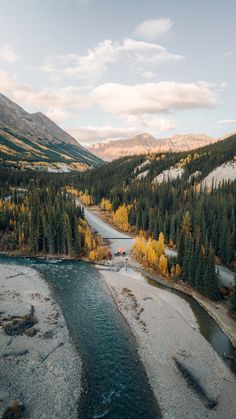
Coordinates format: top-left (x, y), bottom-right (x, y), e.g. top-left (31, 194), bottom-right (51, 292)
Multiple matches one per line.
top-left (0, 0), bottom-right (236, 145)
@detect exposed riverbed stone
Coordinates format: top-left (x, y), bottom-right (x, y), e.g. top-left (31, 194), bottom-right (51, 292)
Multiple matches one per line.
top-left (102, 268), bottom-right (236, 419)
top-left (0, 265), bottom-right (82, 419)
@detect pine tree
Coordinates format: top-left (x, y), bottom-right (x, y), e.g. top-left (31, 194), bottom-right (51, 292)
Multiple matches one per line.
top-left (63, 212), bottom-right (74, 256)
top-left (195, 249), bottom-right (205, 294)
top-left (178, 231), bottom-right (185, 266)
top-left (230, 273), bottom-right (236, 314)
top-left (203, 247), bottom-right (220, 300)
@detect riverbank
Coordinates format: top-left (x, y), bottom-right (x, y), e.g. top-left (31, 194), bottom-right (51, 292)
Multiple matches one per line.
top-left (0, 264), bottom-right (82, 419)
top-left (101, 267), bottom-right (236, 418)
top-left (137, 267), bottom-right (236, 349)
top-left (83, 202), bottom-right (236, 349)
top-left (97, 255), bottom-right (236, 350)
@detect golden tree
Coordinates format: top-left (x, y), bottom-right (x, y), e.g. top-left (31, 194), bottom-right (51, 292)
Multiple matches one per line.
top-left (159, 254), bottom-right (168, 275)
top-left (113, 205), bottom-right (130, 232)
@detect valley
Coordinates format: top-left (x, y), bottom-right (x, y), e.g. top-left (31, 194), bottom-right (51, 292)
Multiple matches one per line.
top-left (1, 130), bottom-right (236, 418)
top-left (1, 2), bottom-right (236, 418)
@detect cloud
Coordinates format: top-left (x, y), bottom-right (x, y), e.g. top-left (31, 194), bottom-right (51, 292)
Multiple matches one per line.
top-left (0, 70), bottom-right (90, 123)
top-left (67, 126), bottom-right (140, 144)
top-left (41, 40), bottom-right (119, 81)
top-left (220, 50), bottom-right (236, 58)
top-left (0, 44), bottom-right (20, 63)
top-left (94, 81), bottom-right (218, 116)
top-left (134, 18), bottom-right (173, 40)
top-left (41, 38), bottom-right (183, 82)
top-left (67, 116), bottom-right (176, 145)
top-left (142, 71), bottom-right (156, 79)
top-left (126, 115), bottom-right (177, 131)
top-left (218, 119), bottom-right (236, 125)
top-left (122, 38), bottom-right (183, 64)
top-left (45, 109), bottom-right (72, 124)
top-left (0, 70), bottom-right (219, 142)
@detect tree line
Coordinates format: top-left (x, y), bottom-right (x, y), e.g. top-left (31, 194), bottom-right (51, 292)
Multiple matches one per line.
top-left (75, 136), bottom-right (236, 307)
top-left (0, 183), bottom-right (84, 257)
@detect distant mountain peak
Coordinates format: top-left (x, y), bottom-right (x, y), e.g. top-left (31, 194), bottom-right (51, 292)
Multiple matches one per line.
top-left (88, 132), bottom-right (216, 161)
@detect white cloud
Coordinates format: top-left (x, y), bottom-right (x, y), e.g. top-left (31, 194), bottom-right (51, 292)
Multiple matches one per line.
top-left (0, 70), bottom-right (90, 123)
top-left (67, 126), bottom-right (140, 144)
top-left (134, 18), bottom-right (173, 40)
top-left (0, 70), bottom-right (219, 142)
top-left (0, 44), bottom-right (20, 63)
top-left (122, 38), bottom-right (183, 64)
top-left (41, 40), bottom-right (119, 81)
top-left (220, 50), bottom-right (236, 58)
top-left (67, 116), bottom-right (176, 145)
top-left (126, 115), bottom-right (177, 131)
top-left (94, 81), bottom-right (218, 116)
top-left (218, 119), bottom-right (236, 125)
top-left (142, 71), bottom-right (156, 79)
top-left (45, 109), bottom-right (72, 124)
top-left (41, 38), bottom-right (183, 82)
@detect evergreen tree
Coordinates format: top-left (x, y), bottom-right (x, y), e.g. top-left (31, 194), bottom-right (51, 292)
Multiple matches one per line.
top-left (203, 247), bottom-right (220, 300)
top-left (230, 273), bottom-right (236, 314)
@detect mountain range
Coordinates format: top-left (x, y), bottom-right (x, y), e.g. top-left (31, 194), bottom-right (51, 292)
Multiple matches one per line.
top-left (0, 93), bottom-right (103, 171)
top-left (88, 133), bottom-right (217, 161)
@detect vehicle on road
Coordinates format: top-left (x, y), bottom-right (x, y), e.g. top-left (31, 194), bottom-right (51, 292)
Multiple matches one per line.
top-left (114, 248), bottom-right (126, 256)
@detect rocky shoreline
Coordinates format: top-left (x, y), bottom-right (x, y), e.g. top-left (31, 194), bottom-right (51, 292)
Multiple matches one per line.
top-left (138, 266), bottom-right (236, 349)
top-left (0, 264), bottom-right (82, 419)
top-left (101, 266), bottom-right (236, 418)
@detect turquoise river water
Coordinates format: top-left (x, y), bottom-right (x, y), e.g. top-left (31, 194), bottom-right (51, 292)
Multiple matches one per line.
top-left (1, 255), bottom-right (236, 418)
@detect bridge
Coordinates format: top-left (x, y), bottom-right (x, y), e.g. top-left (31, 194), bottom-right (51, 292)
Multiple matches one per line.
top-left (102, 237), bottom-right (133, 240)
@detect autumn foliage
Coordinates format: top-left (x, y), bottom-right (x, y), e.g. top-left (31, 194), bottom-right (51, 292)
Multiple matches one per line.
top-left (132, 232), bottom-right (169, 276)
top-left (79, 193), bottom-right (94, 206)
top-left (78, 219), bottom-right (110, 261)
top-left (100, 198), bottom-right (112, 212)
top-left (112, 205), bottom-right (131, 232)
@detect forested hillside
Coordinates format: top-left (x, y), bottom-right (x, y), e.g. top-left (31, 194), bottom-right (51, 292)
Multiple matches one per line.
top-left (0, 168), bottom-right (108, 259)
top-left (76, 134), bottom-right (236, 301)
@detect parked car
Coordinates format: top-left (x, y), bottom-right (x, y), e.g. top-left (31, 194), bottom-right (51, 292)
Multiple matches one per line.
top-left (114, 248), bottom-right (126, 256)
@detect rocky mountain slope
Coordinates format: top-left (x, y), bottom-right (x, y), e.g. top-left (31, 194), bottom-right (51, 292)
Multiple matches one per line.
top-left (81, 133), bottom-right (236, 192)
top-left (88, 133), bottom-right (216, 161)
top-left (0, 93), bottom-right (103, 170)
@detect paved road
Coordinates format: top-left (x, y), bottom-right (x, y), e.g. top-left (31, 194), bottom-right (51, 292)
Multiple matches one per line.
top-left (80, 203), bottom-right (135, 254)
top-left (80, 201), bottom-right (235, 287)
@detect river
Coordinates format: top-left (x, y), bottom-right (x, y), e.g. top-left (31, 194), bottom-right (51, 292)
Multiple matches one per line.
top-left (1, 209), bottom-right (236, 416)
top-left (81, 205), bottom-right (236, 376)
top-left (0, 256), bottom-right (160, 418)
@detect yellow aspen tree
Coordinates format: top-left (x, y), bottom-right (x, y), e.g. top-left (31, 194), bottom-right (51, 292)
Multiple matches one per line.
top-left (113, 205), bottom-right (130, 232)
top-left (80, 193), bottom-right (94, 206)
top-left (175, 263), bottom-right (181, 276)
top-left (89, 250), bottom-right (97, 261)
top-left (159, 254), bottom-right (168, 275)
top-left (101, 198), bottom-right (112, 212)
top-left (143, 239), bottom-right (156, 267)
